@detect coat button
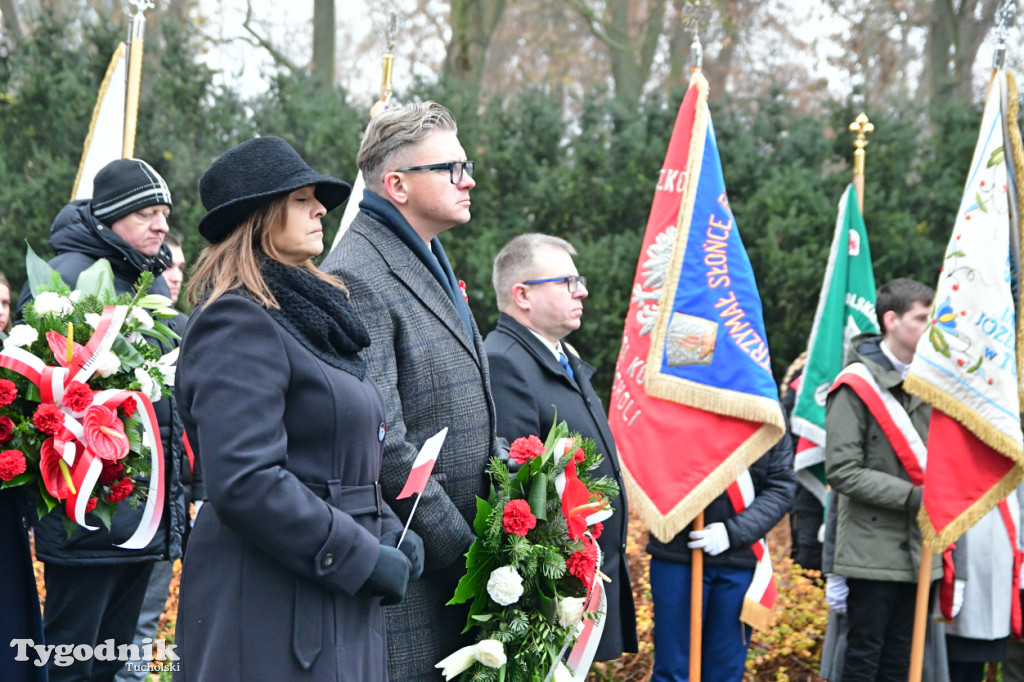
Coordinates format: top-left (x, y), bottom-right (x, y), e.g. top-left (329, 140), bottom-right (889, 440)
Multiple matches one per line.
top-left (900, 541), bottom-right (910, 551)
top-left (321, 553), bottom-right (335, 568)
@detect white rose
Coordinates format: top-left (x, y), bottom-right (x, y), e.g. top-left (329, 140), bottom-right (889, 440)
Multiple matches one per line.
top-left (556, 596), bottom-right (586, 627)
top-left (93, 349), bottom-right (121, 378)
top-left (486, 565), bottom-right (524, 606)
top-left (33, 291), bottom-right (74, 317)
top-left (4, 324), bottom-right (39, 348)
top-left (84, 313), bottom-right (102, 329)
top-left (472, 639), bottom-right (507, 669)
top-left (128, 307), bottom-right (155, 330)
top-left (68, 290), bottom-right (82, 303)
top-left (135, 367), bottom-right (162, 403)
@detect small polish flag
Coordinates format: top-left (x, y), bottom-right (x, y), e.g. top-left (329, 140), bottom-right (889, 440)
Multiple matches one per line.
top-left (397, 427), bottom-right (448, 499)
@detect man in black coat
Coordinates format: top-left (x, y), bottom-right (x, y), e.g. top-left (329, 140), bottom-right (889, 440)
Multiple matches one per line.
top-left (484, 233), bottom-right (638, 662)
top-left (16, 158), bottom-right (187, 682)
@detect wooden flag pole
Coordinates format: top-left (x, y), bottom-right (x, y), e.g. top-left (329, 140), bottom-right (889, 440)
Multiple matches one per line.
top-left (849, 113), bottom-right (873, 214)
top-left (122, 0), bottom-right (152, 158)
top-left (908, 545), bottom-right (933, 682)
top-left (690, 510), bottom-right (704, 682)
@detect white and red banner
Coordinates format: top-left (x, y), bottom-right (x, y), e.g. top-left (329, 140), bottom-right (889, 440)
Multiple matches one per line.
top-left (904, 69), bottom-right (1024, 550)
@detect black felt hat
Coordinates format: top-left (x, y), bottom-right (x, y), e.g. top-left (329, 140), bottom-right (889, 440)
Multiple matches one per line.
top-left (198, 136), bottom-right (351, 242)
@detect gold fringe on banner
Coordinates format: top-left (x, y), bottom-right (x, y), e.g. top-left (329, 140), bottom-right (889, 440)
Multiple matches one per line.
top-left (918, 464), bottom-right (1023, 551)
top-left (1005, 71), bottom-right (1024, 410)
top-left (621, 422), bottom-right (782, 543)
top-left (740, 597), bottom-right (776, 632)
top-left (904, 374), bottom-right (1024, 465)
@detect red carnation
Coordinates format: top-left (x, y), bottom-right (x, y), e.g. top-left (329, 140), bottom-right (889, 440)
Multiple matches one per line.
top-left (0, 416), bottom-right (14, 444)
top-left (85, 497), bottom-right (98, 514)
top-left (120, 397), bottom-right (137, 419)
top-left (502, 499), bottom-right (538, 537)
top-left (566, 535), bottom-right (598, 588)
top-left (591, 522), bottom-right (604, 539)
top-left (0, 449), bottom-right (27, 481)
top-left (0, 379), bottom-right (16, 407)
top-left (509, 435), bottom-right (545, 465)
top-left (33, 403), bottom-right (64, 435)
top-left (99, 460), bottom-right (124, 486)
top-left (62, 382), bottom-right (94, 413)
top-left (106, 477), bottom-right (134, 503)
top-left (573, 448), bottom-right (586, 463)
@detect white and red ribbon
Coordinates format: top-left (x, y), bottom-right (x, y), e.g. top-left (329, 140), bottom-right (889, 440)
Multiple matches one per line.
top-left (725, 470), bottom-right (777, 626)
top-left (830, 361), bottom-right (926, 484)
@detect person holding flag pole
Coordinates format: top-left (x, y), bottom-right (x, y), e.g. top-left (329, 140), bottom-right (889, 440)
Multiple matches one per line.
top-left (900, 4), bottom-right (1024, 679)
top-left (607, 19), bottom-right (793, 681)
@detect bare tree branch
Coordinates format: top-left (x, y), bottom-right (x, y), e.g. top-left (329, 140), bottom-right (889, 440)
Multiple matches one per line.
top-left (243, 0), bottom-right (299, 72)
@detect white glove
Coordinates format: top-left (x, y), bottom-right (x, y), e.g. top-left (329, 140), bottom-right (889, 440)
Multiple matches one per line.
top-left (825, 575), bottom-right (848, 615)
top-left (687, 522), bottom-right (730, 556)
top-left (952, 578), bottom-right (966, 618)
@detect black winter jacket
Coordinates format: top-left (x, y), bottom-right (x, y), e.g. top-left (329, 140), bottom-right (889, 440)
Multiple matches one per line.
top-left (17, 200), bottom-right (187, 565)
top-left (647, 431), bottom-right (795, 568)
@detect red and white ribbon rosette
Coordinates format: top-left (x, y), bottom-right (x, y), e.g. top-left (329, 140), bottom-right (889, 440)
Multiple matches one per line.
top-left (0, 305), bottom-right (165, 549)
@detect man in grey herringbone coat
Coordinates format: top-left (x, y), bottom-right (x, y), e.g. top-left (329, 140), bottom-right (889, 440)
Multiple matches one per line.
top-left (321, 101), bottom-right (498, 681)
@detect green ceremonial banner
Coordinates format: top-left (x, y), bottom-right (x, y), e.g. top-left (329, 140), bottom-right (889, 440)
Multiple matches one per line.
top-left (790, 184), bottom-right (878, 499)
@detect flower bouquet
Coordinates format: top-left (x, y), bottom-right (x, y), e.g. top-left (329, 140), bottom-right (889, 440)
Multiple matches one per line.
top-left (0, 247), bottom-right (178, 546)
top-left (437, 420), bottom-right (620, 682)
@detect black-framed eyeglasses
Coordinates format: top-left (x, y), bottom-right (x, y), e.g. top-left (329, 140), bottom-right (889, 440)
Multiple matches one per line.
top-left (521, 275), bottom-right (588, 294)
top-left (393, 160), bottom-right (475, 184)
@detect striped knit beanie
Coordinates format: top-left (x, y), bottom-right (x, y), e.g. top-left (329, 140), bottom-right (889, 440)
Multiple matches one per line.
top-left (91, 158), bottom-right (172, 226)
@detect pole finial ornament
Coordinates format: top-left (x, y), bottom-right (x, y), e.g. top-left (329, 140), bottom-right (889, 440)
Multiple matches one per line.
top-left (994, 1), bottom-right (1017, 70)
top-left (127, 0), bottom-right (152, 39)
top-left (681, 1), bottom-right (713, 70)
top-left (849, 113), bottom-right (874, 178)
top-left (370, 12), bottom-right (399, 118)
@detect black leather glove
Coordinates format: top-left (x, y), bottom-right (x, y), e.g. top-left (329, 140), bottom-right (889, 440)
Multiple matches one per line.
top-left (365, 545), bottom-right (410, 605)
top-left (382, 529), bottom-right (424, 581)
top-left (494, 437), bottom-right (523, 472)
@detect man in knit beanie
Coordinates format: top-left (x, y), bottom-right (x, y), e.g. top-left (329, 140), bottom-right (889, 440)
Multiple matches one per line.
top-left (15, 158), bottom-right (188, 682)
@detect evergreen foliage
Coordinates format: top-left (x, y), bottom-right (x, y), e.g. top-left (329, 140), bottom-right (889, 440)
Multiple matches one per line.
top-left (0, 8), bottom-right (985, 402)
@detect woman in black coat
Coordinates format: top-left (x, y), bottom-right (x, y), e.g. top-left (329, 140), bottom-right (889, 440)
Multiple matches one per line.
top-left (174, 137), bottom-right (423, 681)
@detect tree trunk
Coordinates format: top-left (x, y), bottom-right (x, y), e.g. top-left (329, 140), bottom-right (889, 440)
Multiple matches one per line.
top-left (444, 0), bottom-right (507, 94)
top-left (1, 0), bottom-right (25, 44)
top-left (312, 0), bottom-right (335, 85)
top-left (568, 0), bottom-right (666, 102)
top-left (926, 0), bottom-right (998, 102)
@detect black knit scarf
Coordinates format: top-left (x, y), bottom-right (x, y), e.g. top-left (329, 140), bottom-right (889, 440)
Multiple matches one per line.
top-left (259, 258), bottom-right (370, 380)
